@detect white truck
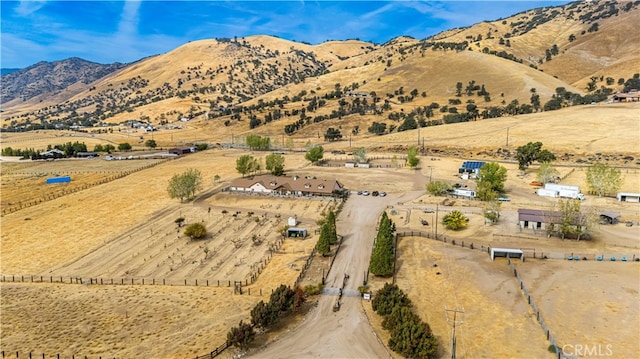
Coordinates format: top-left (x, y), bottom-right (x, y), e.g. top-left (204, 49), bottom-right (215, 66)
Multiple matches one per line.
top-left (558, 189), bottom-right (585, 200)
top-left (453, 188), bottom-right (476, 198)
top-left (538, 183), bottom-right (585, 200)
top-left (537, 188), bottom-right (559, 198)
top-left (544, 183), bottom-right (580, 193)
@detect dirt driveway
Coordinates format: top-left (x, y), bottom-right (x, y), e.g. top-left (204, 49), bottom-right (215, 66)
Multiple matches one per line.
top-left (249, 186), bottom-right (425, 358)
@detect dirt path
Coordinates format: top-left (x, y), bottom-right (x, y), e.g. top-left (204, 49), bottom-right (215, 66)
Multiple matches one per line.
top-left (248, 190), bottom-right (423, 358)
top-left (249, 187), bottom-right (428, 358)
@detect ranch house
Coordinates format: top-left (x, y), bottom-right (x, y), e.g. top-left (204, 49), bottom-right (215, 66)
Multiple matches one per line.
top-left (228, 175), bottom-right (344, 198)
top-left (611, 91), bottom-right (640, 102)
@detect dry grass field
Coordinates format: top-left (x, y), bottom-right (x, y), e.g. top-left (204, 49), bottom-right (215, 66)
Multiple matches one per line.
top-left (1, 121), bottom-right (639, 358)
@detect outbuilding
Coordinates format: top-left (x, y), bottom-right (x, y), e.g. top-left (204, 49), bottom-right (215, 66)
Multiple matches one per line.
top-left (168, 147), bottom-right (194, 155)
top-left (617, 192), bottom-right (640, 203)
top-left (600, 211), bottom-right (621, 224)
top-left (459, 161), bottom-right (485, 174)
top-left (490, 247), bottom-right (524, 261)
top-left (287, 228), bottom-right (307, 238)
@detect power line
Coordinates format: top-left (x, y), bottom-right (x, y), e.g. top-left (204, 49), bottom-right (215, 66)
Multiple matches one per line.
top-left (445, 307), bottom-right (465, 359)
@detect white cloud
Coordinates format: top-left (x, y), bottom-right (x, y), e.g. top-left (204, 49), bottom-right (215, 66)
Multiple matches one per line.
top-left (15, 0), bottom-right (47, 16)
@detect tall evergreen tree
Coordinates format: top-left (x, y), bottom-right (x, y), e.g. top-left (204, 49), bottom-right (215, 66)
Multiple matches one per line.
top-left (316, 223), bottom-right (331, 256)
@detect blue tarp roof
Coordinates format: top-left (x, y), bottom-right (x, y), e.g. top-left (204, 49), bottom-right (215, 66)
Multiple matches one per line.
top-left (461, 161), bottom-right (486, 169)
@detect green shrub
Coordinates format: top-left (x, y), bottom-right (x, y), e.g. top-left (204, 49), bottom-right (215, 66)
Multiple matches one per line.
top-left (184, 222), bottom-right (207, 239)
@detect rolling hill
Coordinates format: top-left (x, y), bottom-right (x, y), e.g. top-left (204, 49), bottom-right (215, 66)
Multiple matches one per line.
top-left (1, 0), bottom-right (638, 158)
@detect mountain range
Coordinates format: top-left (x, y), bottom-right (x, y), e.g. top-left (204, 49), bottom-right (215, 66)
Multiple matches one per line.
top-left (1, 0), bottom-right (638, 138)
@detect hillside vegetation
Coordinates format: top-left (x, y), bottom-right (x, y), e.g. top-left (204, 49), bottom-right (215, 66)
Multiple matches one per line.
top-left (1, 0), bottom-right (638, 159)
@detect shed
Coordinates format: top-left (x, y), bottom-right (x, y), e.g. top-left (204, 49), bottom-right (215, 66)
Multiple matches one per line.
top-left (288, 216), bottom-right (298, 226)
top-left (600, 211), bottom-right (621, 224)
top-left (287, 227), bottom-right (307, 238)
top-left (617, 192), bottom-right (640, 203)
top-left (168, 147), bottom-right (194, 155)
top-left (490, 247), bottom-right (524, 261)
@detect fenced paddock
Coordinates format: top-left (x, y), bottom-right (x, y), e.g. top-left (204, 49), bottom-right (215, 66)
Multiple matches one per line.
top-left (1, 159), bottom-right (169, 215)
top-left (506, 257), bottom-right (561, 358)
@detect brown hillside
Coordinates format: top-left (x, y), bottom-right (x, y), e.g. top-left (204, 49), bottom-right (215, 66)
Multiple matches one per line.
top-left (434, 1), bottom-right (640, 86)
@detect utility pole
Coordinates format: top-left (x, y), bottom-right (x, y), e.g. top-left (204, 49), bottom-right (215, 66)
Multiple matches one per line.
top-left (506, 127), bottom-right (510, 147)
top-left (435, 204), bottom-right (439, 240)
top-left (445, 307), bottom-right (465, 359)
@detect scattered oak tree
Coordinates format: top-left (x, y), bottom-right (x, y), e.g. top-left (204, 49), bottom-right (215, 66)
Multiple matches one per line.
top-left (144, 139), bottom-right (157, 148)
top-left (265, 153), bottom-right (285, 176)
top-left (305, 145), bottom-right (324, 164)
top-left (118, 142), bottom-right (132, 151)
top-left (167, 168), bottom-right (203, 202)
top-left (324, 127), bottom-right (343, 141)
top-left (586, 163), bottom-right (622, 197)
top-left (515, 142), bottom-right (555, 171)
top-left (368, 122), bottom-right (387, 135)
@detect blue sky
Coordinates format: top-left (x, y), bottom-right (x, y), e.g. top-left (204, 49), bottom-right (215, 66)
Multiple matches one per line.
top-left (1, 1), bottom-right (571, 69)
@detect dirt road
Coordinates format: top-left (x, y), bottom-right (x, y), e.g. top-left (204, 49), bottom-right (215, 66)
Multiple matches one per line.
top-left (251, 183), bottom-right (426, 358)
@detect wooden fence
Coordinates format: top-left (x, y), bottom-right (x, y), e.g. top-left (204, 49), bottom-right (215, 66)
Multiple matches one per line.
top-left (506, 257), bottom-right (562, 358)
top-left (1, 351), bottom-right (115, 358)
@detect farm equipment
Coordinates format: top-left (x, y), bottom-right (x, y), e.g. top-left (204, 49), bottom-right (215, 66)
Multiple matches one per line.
top-left (333, 299), bottom-right (341, 312)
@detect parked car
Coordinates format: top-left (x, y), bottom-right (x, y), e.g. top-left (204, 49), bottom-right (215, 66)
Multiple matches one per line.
top-left (530, 181), bottom-right (544, 187)
top-left (497, 196), bottom-right (510, 202)
top-left (372, 191), bottom-right (379, 196)
top-left (357, 190), bottom-right (363, 195)
top-left (362, 191), bottom-right (370, 196)
top-left (380, 191), bottom-right (387, 197)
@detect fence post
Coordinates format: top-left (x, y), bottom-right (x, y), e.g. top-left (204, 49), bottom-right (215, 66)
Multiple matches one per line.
top-left (185, 279), bottom-right (187, 286)
top-left (195, 279), bottom-right (198, 286)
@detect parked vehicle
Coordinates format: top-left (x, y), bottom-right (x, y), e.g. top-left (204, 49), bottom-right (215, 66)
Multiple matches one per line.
top-left (372, 191), bottom-right (379, 196)
top-left (530, 181), bottom-right (544, 187)
top-left (380, 191), bottom-right (387, 197)
top-left (537, 188), bottom-right (559, 198)
top-left (453, 188), bottom-right (476, 198)
top-left (545, 183), bottom-right (580, 193)
top-left (558, 189), bottom-right (585, 200)
top-left (497, 196), bottom-right (510, 202)
top-left (362, 191), bottom-right (370, 196)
